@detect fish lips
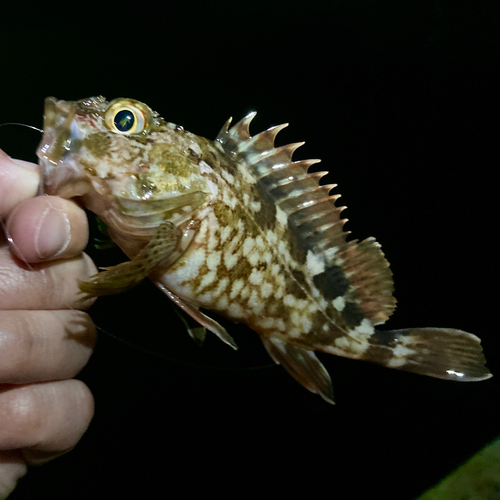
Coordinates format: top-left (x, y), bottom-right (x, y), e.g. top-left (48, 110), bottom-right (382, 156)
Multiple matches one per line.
top-left (37, 155), bottom-right (91, 199)
top-left (37, 98), bottom-right (90, 198)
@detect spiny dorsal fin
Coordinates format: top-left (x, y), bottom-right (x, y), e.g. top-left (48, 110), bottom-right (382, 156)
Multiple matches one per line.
top-left (216, 112), bottom-right (396, 325)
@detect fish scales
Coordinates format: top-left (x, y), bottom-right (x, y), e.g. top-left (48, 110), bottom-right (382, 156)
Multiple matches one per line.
top-left (37, 96), bottom-right (491, 403)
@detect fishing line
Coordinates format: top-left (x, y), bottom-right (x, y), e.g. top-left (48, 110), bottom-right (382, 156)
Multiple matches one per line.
top-left (0, 218), bottom-right (37, 274)
top-left (93, 323), bottom-right (275, 372)
top-left (0, 122), bottom-right (43, 133)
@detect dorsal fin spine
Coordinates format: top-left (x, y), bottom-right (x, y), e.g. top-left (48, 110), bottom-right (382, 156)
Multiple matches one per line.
top-left (245, 142), bottom-right (305, 170)
top-left (277, 185), bottom-right (340, 214)
top-left (240, 123), bottom-right (289, 153)
top-left (230, 112), bottom-right (257, 141)
top-left (217, 116), bottom-right (232, 136)
top-left (216, 111), bottom-right (397, 326)
top-left (274, 171), bottom-right (329, 188)
top-left (254, 159), bottom-right (322, 186)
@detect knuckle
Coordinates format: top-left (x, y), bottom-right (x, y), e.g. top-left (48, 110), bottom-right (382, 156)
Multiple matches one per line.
top-left (0, 386), bottom-right (45, 449)
top-left (0, 313), bottom-right (37, 381)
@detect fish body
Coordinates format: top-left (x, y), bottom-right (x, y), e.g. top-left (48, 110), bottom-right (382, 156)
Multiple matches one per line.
top-left (37, 97), bottom-right (491, 403)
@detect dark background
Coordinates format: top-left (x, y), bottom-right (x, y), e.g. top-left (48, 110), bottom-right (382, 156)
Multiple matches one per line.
top-left (1, 2), bottom-right (499, 499)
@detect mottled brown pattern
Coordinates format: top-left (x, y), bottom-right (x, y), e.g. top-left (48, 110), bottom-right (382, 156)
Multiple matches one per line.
top-left (323, 304), bottom-right (352, 332)
top-left (211, 199), bottom-right (234, 228)
top-left (283, 226), bottom-right (307, 266)
top-left (309, 309), bottom-right (335, 342)
top-left (82, 134), bottom-right (111, 157)
top-left (286, 273), bottom-right (308, 299)
top-left (149, 143), bottom-right (194, 176)
top-left (210, 143), bottom-right (239, 176)
top-left (251, 183), bottom-right (277, 230)
top-left (291, 269), bottom-right (310, 293)
top-left (42, 97), bottom-right (384, 358)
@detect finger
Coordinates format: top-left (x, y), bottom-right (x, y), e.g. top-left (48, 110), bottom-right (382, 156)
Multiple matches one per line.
top-left (6, 195), bottom-right (89, 262)
top-left (0, 249), bottom-right (98, 310)
top-left (0, 450), bottom-right (27, 500)
top-left (0, 310), bottom-right (96, 384)
top-left (0, 150), bottom-right (40, 219)
top-left (0, 380), bottom-right (94, 466)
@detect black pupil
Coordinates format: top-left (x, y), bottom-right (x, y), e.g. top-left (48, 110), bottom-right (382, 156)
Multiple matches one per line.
top-left (114, 109), bottom-right (135, 132)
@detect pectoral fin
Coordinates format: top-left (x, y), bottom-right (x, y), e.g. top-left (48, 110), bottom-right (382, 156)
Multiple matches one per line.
top-left (262, 336), bottom-right (335, 404)
top-left (78, 220), bottom-right (181, 301)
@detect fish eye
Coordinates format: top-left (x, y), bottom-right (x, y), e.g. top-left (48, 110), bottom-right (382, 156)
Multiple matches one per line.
top-left (105, 99), bottom-right (152, 135)
top-left (114, 109), bottom-right (136, 132)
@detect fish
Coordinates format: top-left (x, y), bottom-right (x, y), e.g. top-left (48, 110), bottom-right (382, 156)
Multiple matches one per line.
top-left (37, 96), bottom-right (491, 403)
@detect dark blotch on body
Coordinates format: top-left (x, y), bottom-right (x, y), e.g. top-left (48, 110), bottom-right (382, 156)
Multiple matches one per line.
top-left (291, 269), bottom-right (310, 293)
top-left (285, 278), bottom-right (307, 300)
top-left (369, 330), bottom-right (399, 347)
top-left (342, 301), bottom-right (365, 328)
top-left (252, 182), bottom-right (277, 231)
top-left (212, 200), bottom-right (234, 227)
top-left (312, 265), bottom-right (349, 300)
top-left (284, 227), bottom-right (307, 266)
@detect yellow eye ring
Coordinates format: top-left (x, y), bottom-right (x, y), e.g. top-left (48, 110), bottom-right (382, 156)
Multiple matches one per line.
top-left (104, 99), bottom-right (152, 135)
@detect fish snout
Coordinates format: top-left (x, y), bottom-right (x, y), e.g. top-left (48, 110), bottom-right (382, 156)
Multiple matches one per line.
top-left (37, 98), bottom-right (90, 198)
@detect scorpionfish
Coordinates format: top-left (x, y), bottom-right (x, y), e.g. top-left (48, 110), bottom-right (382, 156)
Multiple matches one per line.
top-left (37, 96), bottom-right (491, 403)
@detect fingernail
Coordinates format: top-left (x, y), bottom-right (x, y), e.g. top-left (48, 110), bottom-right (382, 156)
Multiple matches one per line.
top-left (34, 199), bottom-right (71, 259)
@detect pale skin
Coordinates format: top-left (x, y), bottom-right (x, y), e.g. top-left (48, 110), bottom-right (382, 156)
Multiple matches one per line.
top-left (0, 148), bottom-right (97, 499)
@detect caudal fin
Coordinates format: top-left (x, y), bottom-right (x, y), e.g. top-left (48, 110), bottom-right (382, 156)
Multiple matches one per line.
top-left (366, 327), bottom-right (492, 381)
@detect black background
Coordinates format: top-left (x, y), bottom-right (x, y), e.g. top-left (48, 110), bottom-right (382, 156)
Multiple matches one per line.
top-left (1, 2), bottom-right (499, 499)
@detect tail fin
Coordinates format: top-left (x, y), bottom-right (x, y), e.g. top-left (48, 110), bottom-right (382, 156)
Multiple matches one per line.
top-left (367, 327), bottom-right (491, 381)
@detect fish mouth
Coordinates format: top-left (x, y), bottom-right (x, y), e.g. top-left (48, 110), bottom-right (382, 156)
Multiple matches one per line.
top-left (38, 156), bottom-right (91, 198)
top-left (37, 97), bottom-right (90, 198)
top-left (37, 97), bottom-right (77, 165)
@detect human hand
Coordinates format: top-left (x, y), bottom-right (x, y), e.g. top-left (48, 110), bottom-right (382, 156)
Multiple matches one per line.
top-left (0, 149), bottom-right (97, 499)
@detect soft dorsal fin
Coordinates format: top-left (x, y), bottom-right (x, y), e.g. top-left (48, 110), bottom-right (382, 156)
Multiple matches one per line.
top-left (216, 112), bottom-right (396, 326)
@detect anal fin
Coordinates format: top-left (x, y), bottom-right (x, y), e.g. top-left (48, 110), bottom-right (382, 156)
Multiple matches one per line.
top-left (154, 280), bottom-right (238, 350)
top-left (170, 301), bottom-right (207, 346)
top-left (367, 327), bottom-right (492, 381)
top-left (262, 337), bottom-right (335, 404)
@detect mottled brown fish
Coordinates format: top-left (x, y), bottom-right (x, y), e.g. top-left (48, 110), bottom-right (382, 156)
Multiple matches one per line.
top-left (37, 96), bottom-right (491, 403)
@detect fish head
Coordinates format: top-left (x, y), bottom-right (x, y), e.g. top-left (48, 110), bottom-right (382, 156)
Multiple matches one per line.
top-left (37, 97), bottom-right (212, 237)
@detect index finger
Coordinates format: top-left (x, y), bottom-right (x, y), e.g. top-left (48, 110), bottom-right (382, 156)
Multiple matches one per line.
top-left (0, 149), bottom-right (40, 218)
